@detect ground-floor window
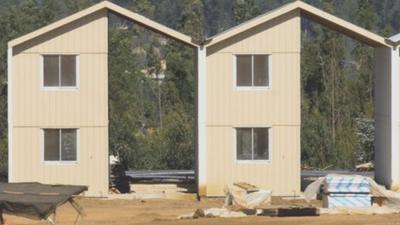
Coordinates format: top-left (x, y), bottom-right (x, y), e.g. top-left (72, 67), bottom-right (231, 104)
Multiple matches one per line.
top-left (235, 127), bottom-right (271, 161)
top-left (43, 129), bottom-right (78, 163)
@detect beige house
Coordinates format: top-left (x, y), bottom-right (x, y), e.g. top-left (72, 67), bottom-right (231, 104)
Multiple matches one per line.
top-left (7, 2), bottom-right (196, 197)
top-left (7, 1), bottom-right (400, 197)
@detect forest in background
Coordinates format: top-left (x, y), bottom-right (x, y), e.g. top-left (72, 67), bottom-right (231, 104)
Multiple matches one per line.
top-left (0, 0), bottom-right (400, 175)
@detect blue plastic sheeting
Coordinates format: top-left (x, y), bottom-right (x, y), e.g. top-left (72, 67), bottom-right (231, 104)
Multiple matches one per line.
top-left (322, 194), bottom-right (372, 208)
top-left (321, 175), bottom-right (373, 209)
top-left (323, 175), bottom-right (371, 193)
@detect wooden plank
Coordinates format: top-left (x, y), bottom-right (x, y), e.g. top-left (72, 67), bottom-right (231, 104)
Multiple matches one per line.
top-left (233, 182), bottom-right (259, 193)
top-left (260, 207), bottom-right (319, 217)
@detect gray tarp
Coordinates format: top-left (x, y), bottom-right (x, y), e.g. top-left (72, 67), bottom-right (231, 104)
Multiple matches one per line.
top-left (0, 182), bottom-right (87, 220)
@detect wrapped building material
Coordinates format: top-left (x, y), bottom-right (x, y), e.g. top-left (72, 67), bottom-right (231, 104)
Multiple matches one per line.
top-left (224, 184), bottom-right (272, 210)
top-left (322, 175), bottom-right (372, 208)
top-left (304, 174), bottom-right (400, 210)
top-left (322, 194), bottom-right (372, 208)
top-left (320, 206), bottom-right (400, 215)
top-left (323, 175), bottom-right (371, 193)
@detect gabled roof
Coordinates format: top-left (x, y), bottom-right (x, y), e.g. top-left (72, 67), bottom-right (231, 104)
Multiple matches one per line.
top-left (205, 0), bottom-right (390, 48)
top-left (8, 1), bottom-right (198, 48)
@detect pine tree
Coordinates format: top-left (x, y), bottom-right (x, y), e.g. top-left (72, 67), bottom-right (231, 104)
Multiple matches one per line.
top-left (65, 0), bottom-right (95, 12)
top-left (179, 0), bottom-right (205, 42)
top-left (351, 0), bottom-right (377, 163)
top-left (233, 0), bottom-right (260, 24)
top-left (301, 0), bottom-right (359, 169)
top-left (203, 0), bottom-right (235, 36)
top-left (320, 1), bottom-right (357, 168)
top-left (130, 0), bottom-right (155, 18)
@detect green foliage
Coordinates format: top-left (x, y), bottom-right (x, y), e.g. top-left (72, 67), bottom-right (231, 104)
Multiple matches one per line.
top-left (301, 0), bottom-right (379, 169)
top-left (108, 21), bottom-right (196, 170)
top-left (233, 0), bottom-right (260, 24)
top-left (161, 108), bottom-right (194, 169)
top-left (65, 0), bottom-right (99, 12)
top-left (355, 118), bottom-right (374, 163)
top-left (178, 0), bottom-right (205, 42)
top-left (129, 0), bottom-right (155, 17)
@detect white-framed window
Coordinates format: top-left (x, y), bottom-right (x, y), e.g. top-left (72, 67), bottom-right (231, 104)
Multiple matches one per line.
top-left (42, 129), bottom-right (78, 164)
top-left (234, 54), bottom-right (271, 89)
top-left (41, 55), bottom-right (79, 89)
top-left (235, 127), bottom-right (271, 162)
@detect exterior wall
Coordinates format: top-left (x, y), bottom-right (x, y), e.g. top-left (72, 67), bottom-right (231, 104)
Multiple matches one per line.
top-left (374, 47), bottom-right (400, 188)
top-left (396, 49), bottom-right (400, 187)
top-left (374, 47), bottom-right (392, 187)
top-left (10, 10), bottom-right (108, 197)
top-left (205, 11), bottom-right (301, 196)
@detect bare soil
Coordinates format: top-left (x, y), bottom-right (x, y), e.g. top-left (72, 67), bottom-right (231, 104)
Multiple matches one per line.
top-left (4, 197), bottom-right (400, 225)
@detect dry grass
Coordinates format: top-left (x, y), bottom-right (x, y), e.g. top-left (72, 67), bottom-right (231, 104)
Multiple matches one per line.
top-left (3, 197), bottom-right (400, 225)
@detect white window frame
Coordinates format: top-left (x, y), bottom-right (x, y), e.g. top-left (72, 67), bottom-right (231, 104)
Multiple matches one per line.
top-left (233, 127), bottom-right (272, 164)
top-left (41, 128), bottom-right (80, 165)
top-left (233, 54), bottom-right (272, 90)
top-left (40, 54), bottom-right (80, 91)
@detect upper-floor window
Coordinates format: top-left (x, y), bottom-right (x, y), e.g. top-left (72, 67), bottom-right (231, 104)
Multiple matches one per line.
top-left (43, 128), bottom-right (78, 163)
top-left (235, 55), bottom-right (271, 88)
top-left (42, 55), bottom-right (78, 89)
top-left (236, 127), bottom-right (271, 162)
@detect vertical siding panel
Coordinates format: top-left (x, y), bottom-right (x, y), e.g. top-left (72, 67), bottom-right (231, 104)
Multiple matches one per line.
top-left (18, 56), bottom-right (23, 127)
top-left (226, 55), bottom-right (232, 124)
top-left (13, 57), bottom-right (21, 124)
top-left (13, 128), bottom-right (18, 181)
top-left (27, 128), bottom-right (32, 181)
top-left (26, 56), bottom-right (31, 126)
top-left (97, 55), bottom-right (102, 124)
top-left (102, 127), bottom-right (108, 196)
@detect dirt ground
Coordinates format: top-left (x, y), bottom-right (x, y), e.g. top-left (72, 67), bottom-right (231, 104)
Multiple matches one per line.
top-left (4, 197), bottom-right (400, 225)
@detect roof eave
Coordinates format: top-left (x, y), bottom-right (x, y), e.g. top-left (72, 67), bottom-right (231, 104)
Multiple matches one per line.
top-left (204, 1), bottom-right (299, 47)
top-left (8, 1), bottom-right (198, 49)
top-left (103, 1), bottom-right (198, 47)
top-left (8, 2), bottom-right (107, 48)
top-left (205, 1), bottom-right (390, 48)
top-left (297, 1), bottom-right (389, 47)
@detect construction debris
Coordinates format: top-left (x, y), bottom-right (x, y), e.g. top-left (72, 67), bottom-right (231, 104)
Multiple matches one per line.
top-left (178, 208), bottom-right (248, 219)
top-left (355, 162), bottom-right (374, 172)
top-left (233, 182), bottom-right (259, 192)
top-left (304, 173), bottom-right (400, 211)
top-left (261, 207), bottom-right (319, 217)
top-left (368, 178), bottom-right (400, 207)
top-left (224, 184), bottom-right (272, 210)
top-left (179, 183), bottom-right (272, 220)
top-left (109, 155), bottom-right (131, 194)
